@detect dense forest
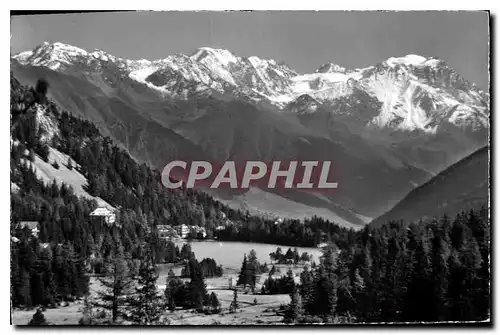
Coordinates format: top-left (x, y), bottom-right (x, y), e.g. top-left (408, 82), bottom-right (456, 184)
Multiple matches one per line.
top-left (9, 74), bottom-right (356, 309)
top-left (231, 208), bottom-right (490, 323)
top-left (280, 208), bottom-right (490, 323)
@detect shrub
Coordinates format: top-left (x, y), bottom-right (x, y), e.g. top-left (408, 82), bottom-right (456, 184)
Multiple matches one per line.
top-left (28, 308), bottom-right (48, 326)
top-left (35, 144), bottom-right (50, 162)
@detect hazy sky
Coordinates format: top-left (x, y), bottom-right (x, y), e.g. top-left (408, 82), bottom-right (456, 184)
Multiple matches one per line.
top-left (11, 11), bottom-right (490, 89)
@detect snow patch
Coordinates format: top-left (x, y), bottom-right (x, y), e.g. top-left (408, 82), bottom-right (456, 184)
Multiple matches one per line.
top-left (22, 146), bottom-right (114, 209)
top-left (386, 54), bottom-right (428, 66)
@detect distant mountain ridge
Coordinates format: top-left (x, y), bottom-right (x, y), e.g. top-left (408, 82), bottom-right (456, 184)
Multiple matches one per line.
top-left (13, 42), bottom-right (488, 132)
top-left (370, 146), bottom-right (489, 227)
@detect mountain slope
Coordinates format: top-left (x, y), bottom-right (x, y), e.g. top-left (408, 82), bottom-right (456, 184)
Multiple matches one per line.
top-left (370, 146), bottom-right (489, 227)
top-left (11, 42), bottom-right (489, 224)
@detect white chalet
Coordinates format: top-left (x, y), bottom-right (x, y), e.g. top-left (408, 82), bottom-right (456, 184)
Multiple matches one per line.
top-left (90, 207), bottom-right (116, 225)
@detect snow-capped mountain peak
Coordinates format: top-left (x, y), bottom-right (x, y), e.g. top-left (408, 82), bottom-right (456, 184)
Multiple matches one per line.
top-left (385, 54), bottom-right (428, 66)
top-left (13, 41), bottom-right (90, 70)
top-left (191, 47), bottom-right (239, 66)
top-left (382, 54), bottom-right (448, 70)
top-left (12, 43), bottom-right (489, 135)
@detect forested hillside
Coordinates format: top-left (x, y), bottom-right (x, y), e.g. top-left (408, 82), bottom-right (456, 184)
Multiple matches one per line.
top-left (281, 208), bottom-right (490, 323)
top-left (9, 74), bottom-right (355, 308)
top-left (223, 207), bottom-right (489, 323)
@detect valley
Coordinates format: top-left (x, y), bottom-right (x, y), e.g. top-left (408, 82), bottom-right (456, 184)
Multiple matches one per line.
top-left (10, 42), bottom-right (489, 227)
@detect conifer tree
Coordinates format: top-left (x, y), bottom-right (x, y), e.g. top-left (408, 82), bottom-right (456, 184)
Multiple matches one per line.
top-left (28, 308), bottom-right (48, 326)
top-left (95, 243), bottom-right (133, 323)
top-left (229, 289), bottom-right (238, 313)
top-left (209, 292), bottom-right (221, 313)
top-left (164, 286), bottom-right (175, 312)
top-left (284, 289), bottom-right (304, 323)
top-left (124, 246), bottom-right (165, 325)
top-left (352, 268), bottom-right (367, 320)
top-left (314, 244), bottom-right (338, 318)
top-left (237, 254), bottom-right (248, 288)
top-left (186, 257), bottom-right (208, 311)
top-left (299, 265), bottom-right (315, 313)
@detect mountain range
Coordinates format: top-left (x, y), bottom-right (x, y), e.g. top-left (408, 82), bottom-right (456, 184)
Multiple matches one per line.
top-left (10, 42), bottom-right (490, 228)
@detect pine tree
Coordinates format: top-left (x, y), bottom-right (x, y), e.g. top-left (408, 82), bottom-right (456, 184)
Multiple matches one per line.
top-left (430, 234), bottom-right (450, 320)
top-left (248, 249), bottom-right (260, 290)
top-left (237, 254), bottom-right (248, 288)
top-left (124, 246), bottom-right (165, 325)
top-left (33, 246), bottom-right (56, 306)
top-left (229, 289), bottom-right (238, 313)
top-left (164, 285), bottom-right (175, 312)
top-left (186, 257), bottom-right (208, 312)
top-left (95, 243), bottom-right (133, 323)
top-left (28, 308), bottom-right (48, 326)
top-left (165, 277), bottom-right (185, 311)
top-left (284, 289), bottom-right (304, 323)
top-left (314, 244), bottom-right (338, 318)
top-left (284, 268), bottom-right (296, 294)
top-left (352, 268), bottom-right (366, 321)
top-left (209, 292), bottom-right (221, 314)
top-left (299, 265), bottom-right (315, 314)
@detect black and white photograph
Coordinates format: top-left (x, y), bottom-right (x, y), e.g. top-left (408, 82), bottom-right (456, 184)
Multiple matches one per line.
top-left (9, 10), bottom-right (491, 326)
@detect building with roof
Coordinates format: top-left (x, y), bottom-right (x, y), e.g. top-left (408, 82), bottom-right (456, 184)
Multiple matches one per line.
top-left (16, 221), bottom-right (39, 237)
top-left (174, 224), bottom-right (190, 238)
top-left (90, 207), bottom-right (116, 226)
top-left (157, 225), bottom-right (178, 239)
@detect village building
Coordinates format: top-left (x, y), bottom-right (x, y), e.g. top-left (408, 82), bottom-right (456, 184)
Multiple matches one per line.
top-left (16, 221), bottom-right (39, 237)
top-left (156, 225), bottom-right (178, 239)
top-left (174, 224), bottom-right (190, 238)
top-left (90, 207), bottom-right (117, 226)
top-left (173, 224), bottom-right (207, 239)
top-left (189, 225), bottom-right (207, 238)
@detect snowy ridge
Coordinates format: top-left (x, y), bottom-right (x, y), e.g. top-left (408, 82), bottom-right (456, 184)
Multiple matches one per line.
top-left (12, 42), bottom-right (489, 133)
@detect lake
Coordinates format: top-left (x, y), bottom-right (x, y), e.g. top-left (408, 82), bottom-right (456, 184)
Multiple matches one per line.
top-left (173, 240), bottom-right (322, 270)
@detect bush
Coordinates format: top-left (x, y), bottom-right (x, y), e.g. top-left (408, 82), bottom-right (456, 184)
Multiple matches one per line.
top-left (52, 161), bottom-right (60, 169)
top-left (299, 315), bottom-right (324, 324)
top-left (28, 308), bottom-right (48, 326)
